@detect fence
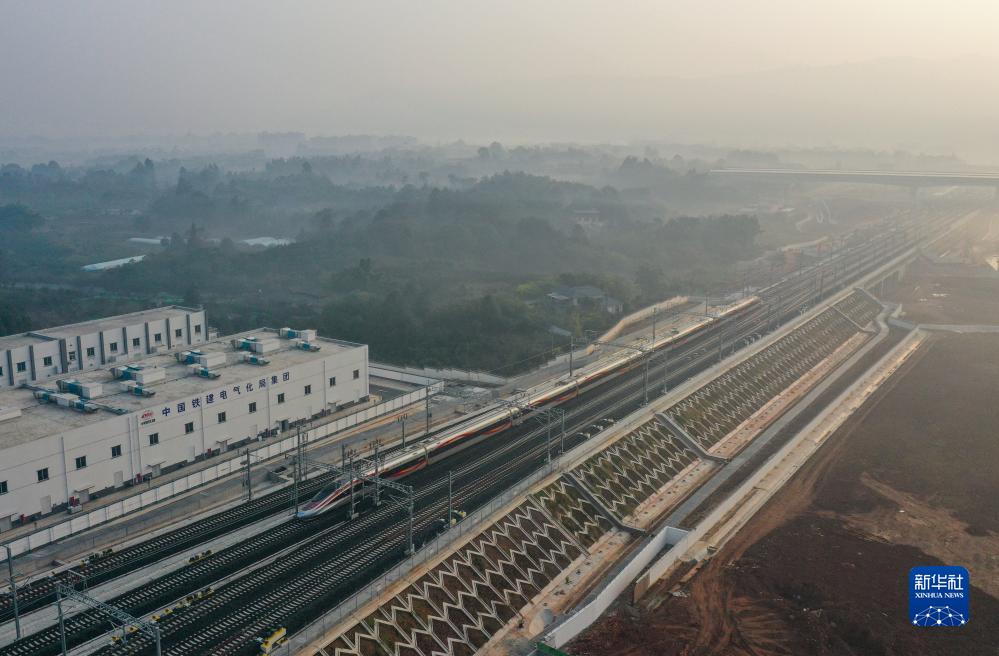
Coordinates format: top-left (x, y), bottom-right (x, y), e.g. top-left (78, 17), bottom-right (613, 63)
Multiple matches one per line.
top-left (370, 363), bottom-right (506, 386)
top-left (368, 365), bottom-right (440, 387)
top-left (274, 462), bottom-right (555, 655)
top-left (4, 382), bottom-right (444, 558)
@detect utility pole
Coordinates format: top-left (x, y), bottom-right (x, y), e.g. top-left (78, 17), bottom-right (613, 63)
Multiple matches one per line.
top-left (406, 493), bottom-right (415, 555)
top-left (373, 442), bottom-right (381, 507)
top-left (652, 307), bottom-right (657, 344)
top-left (348, 452), bottom-right (356, 519)
top-left (293, 427), bottom-right (302, 514)
top-left (447, 470), bottom-right (453, 528)
top-left (717, 323), bottom-right (726, 362)
top-left (568, 335), bottom-right (574, 377)
top-left (560, 410), bottom-right (566, 456)
top-left (424, 387), bottom-right (432, 435)
top-left (243, 449), bottom-right (253, 502)
top-left (57, 586), bottom-right (67, 656)
top-left (398, 413), bottom-right (409, 449)
top-left (642, 354), bottom-right (650, 405)
top-left (546, 414), bottom-right (552, 469)
top-left (3, 544), bottom-right (20, 640)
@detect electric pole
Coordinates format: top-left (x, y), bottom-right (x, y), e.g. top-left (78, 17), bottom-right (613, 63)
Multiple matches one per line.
top-left (244, 449), bottom-right (253, 502)
top-left (447, 470), bottom-right (453, 528)
top-left (398, 413), bottom-right (409, 448)
top-left (3, 544), bottom-right (19, 640)
top-left (643, 354), bottom-right (650, 405)
top-left (546, 414), bottom-right (552, 469)
top-left (348, 451), bottom-right (356, 519)
top-left (424, 388), bottom-right (432, 435)
top-left (293, 427), bottom-right (302, 514)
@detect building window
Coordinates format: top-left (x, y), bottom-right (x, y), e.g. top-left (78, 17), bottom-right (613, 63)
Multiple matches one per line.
top-left (111, 444), bottom-right (122, 458)
top-left (0, 366), bottom-right (3, 376)
top-left (277, 393), bottom-right (285, 404)
top-left (132, 337), bottom-right (141, 347)
top-left (304, 384), bottom-right (312, 396)
top-left (16, 362), bottom-right (26, 373)
top-left (148, 433), bottom-right (159, 446)
top-left (353, 369), bottom-right (360, 380)
top-left (43, 355), bottom-right (53, 366)
top-left (86, 347), bottom-right (96, 357)
top-left (0, 481), bottom-right (6, 495)
top-left (194, 324), bottom-right (202, 334)
top-left (109, 342), bottom-right (118, 353)
top-left (184, 422), bottom-right (194, 434)
top-left (248, 402), bottom-right (257, 414)
top-left (68, 351), bottom-right (76, 361)
top-left (329, 376), bottom-right (336, 387)
top-left (217, 411), bottom-right (226, 424)
top-left (37, 468), bottom-right (49, 482)
top-left (75, 456), bottom-right (87, 469)
top-left (175, 328), bottom-right (183, 338)
top-left (154, 333), bottom-right (162, 343)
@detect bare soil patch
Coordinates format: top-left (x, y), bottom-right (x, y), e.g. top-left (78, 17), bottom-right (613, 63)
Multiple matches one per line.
top-left (568, 333), bottom-right (999, 656)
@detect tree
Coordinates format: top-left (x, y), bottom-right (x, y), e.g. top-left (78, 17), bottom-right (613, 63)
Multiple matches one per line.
top-left (183, 284), bottom-right (202, 307)
top-left (635, 263), bottom-right (665, 300)
top-left (0, 204), bottom-right (45, 231)
top-left (185, 223), bottom-right (204, 249)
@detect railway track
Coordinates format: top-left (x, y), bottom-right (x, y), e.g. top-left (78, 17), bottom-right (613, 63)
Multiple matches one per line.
top-left (3, 289), bottom-right (760, 656)
top-left (91, 244), bottom-right (896, 655)
top-left (1, 216), bottom-right (937, 655)
top-left (0, 470), bottom-right (344, 624)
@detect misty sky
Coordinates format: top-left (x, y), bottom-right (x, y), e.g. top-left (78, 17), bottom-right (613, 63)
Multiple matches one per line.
top-left (2, 1), bottom-right (999, 155)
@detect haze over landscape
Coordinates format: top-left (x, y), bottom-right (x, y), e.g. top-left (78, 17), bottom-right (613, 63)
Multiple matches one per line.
top-left (4, 1), bottom-right (999, 159)
top-left (1, 4), bottom-right (998, 656)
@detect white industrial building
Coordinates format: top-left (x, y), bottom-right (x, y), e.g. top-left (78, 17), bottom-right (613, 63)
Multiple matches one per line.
top-left (0, 313), bottom-right (368, 530)
top-left (1, 306), bottom-right (208, 390)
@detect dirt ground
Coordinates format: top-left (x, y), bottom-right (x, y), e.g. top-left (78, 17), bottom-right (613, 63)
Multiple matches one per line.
top-left (881, 210), bottom-right (999, 325)
top-left (568, 332), bottom-right (999, 656)
top-left (883, 258), bottom-right (999, 325)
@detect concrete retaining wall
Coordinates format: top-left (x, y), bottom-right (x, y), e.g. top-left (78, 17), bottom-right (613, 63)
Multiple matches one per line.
top-left (631, 327), bottom-right (924, 600)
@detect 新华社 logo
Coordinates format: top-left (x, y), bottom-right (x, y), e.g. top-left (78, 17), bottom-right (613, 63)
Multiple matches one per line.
top-left (909, 566), bottom-right (969, 627)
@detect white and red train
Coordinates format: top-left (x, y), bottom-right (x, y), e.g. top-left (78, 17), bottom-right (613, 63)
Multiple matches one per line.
top-left (296, 297), bottom-right (760, 519)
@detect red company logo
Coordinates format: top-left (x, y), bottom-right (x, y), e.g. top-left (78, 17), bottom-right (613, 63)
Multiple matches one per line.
top-left (140, 410), bottom-right (156, 425)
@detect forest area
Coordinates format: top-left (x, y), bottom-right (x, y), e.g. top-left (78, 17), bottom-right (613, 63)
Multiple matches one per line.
top-left (0, 143), bottom-right (794, 372)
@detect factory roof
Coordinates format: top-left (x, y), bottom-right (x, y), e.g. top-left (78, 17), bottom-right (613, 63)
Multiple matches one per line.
top-left (39, 306), bottom-right (202, 340)
top-left (0, 306), bottom-right (203, 350)
top-left (0, 328), bottom-right (365, 449)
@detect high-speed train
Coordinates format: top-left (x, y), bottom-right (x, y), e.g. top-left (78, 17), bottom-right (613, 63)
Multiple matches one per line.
top-left (296, 296), bottom-right (760, 519)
